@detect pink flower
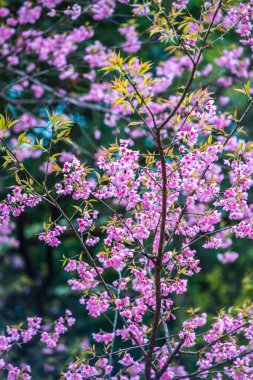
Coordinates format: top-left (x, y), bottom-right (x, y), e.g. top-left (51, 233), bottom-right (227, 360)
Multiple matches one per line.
top-left (217, 251), bottom-right (239, 264)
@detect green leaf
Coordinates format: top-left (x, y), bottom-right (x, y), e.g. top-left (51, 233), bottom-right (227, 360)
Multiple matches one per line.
top-left (0, 114), bottom-right (6, 130)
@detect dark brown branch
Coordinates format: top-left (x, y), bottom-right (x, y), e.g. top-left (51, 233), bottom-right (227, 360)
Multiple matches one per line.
top-left (155, 340), bottom-right (185, 380)
top-left (145, 128), bottom-right (167, 379)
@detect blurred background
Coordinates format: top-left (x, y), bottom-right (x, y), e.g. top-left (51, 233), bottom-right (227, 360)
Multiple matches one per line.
top-left (1, 0), bottom-right (253, 378)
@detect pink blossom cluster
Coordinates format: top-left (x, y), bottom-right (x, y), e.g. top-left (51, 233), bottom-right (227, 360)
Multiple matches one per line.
top-left (0, 362), bottom-right (31, 380)
top-left (0, 311), bottom-right (75, 378)
top-left (41, 310), bottom-right (75, 348)
top-left (66, 260), bottom-right (101, 292)
top-left (38, 224), bottom-right (67, 247)
top-left (64, 4), bottom-right (82, 20)
top-left (196, 311), bottom-right (253, 378)
top-left (118, 25), bottom-right (141, 53)
top-left (178, 313), bottom-right (207, 347)
top-left (4, 130), bottom-right (253, 377)
top-left (64, 359), bottom-right (113, 379)
top-left (55, 158), bottom-right (94, 199)
top-left (91, 0), bottom-right (115, 20)
top-left (0, 187), bottom-right (41, 226)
